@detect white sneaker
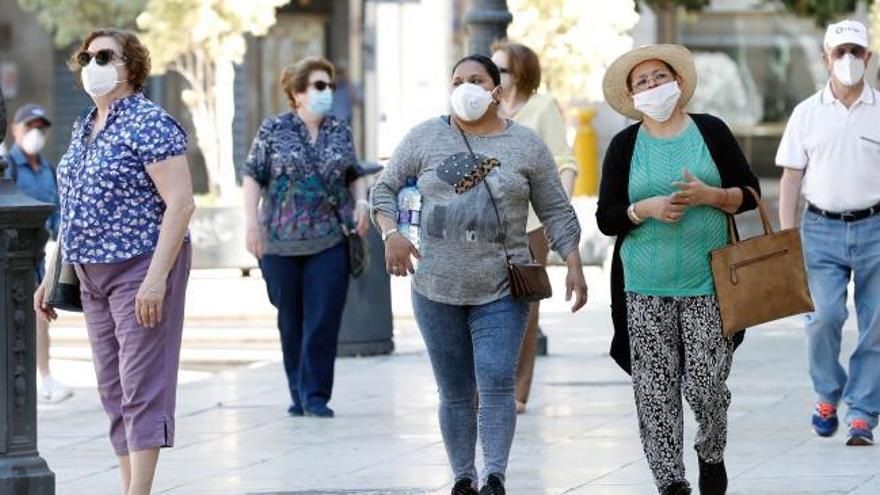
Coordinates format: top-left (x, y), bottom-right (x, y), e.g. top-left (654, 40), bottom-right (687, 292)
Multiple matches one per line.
top-left (38, 376), bottom-right (74, 404)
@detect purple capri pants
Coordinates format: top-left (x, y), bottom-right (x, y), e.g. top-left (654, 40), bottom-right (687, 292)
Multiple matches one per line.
top-left (75, 243), bottom-right (191, 455)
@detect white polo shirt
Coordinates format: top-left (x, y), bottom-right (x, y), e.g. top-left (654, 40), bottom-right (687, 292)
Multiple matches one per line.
top-left (776, 81), bottom-right (880, 212)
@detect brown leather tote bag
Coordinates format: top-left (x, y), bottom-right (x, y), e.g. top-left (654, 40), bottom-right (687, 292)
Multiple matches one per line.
top-left (710, 187), bottom-right (814, 336)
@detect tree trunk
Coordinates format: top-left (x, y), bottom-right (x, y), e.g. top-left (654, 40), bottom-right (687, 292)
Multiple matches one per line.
top-left (656, 2), bottom-right (677, 44)
top-left (212, 60), bottom-right (237, 199)
top-left (176, 52), bottom-right (238, 201)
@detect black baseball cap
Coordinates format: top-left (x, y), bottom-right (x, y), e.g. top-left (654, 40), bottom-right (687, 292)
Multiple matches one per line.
top-left (13, 104), bottom-right (52, 127)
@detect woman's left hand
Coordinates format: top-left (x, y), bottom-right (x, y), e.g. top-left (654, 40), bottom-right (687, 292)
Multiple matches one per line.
top-left (354, 201), bottom-right (370, 237)
top-left (566, 265), bottom-right (589, 313)
top-left (136, 274), bottom-right (166, 329)
top-left (671, 169), bottom-right (716, 207)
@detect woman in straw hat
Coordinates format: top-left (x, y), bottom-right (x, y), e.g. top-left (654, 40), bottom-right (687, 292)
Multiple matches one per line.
top-left (596, 45), bottom-right (760, 495)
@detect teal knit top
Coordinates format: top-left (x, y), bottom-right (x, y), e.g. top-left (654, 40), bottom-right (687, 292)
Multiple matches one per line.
top-left (620, 119), bottom-right (729, 296)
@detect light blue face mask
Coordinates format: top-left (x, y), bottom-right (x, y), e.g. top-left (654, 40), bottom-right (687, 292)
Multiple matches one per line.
top-left (306, 88), bottom-right (334, 116)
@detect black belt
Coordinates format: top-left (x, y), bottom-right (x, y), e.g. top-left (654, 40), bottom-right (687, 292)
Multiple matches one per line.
top-left (807, 202), bottom-right (880, 222)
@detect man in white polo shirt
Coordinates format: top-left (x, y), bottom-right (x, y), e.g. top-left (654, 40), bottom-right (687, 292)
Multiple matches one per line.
top-left (778, 19), bottom-right (879, 447)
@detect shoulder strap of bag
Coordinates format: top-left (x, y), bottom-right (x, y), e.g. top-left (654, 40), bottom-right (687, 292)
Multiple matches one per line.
top-left (457, 126), bottom-right (514, 266)
top-left (725, 186), bottom-right (768, 244)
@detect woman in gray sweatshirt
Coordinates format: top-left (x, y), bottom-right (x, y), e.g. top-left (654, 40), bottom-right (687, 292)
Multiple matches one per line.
top-left (371, 55), bottom-right (588, 495)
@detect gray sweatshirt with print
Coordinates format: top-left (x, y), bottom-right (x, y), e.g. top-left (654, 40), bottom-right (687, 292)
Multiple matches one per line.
top-left (371, 117), bottom-right (581, 306)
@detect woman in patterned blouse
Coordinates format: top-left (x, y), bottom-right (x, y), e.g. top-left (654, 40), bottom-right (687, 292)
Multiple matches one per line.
top-left (242, 57), bottom-right (369, 419)
top-left (34, 30), bottom-right (194, 495)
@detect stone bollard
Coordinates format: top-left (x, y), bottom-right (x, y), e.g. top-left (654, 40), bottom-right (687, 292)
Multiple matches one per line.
top-left (0, 87), bottom-right (55, 494)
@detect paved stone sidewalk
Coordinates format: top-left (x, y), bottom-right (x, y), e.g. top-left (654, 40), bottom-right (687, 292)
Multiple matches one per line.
top-left (38, 266), bottom-right (880, 494)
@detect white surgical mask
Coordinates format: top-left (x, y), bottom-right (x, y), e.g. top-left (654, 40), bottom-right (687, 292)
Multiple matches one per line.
top-left (20, 128), bottom-right (46, 155)
top-left (450, 83), bottom-right (495, 122)
top-left (632, 81), bottom-right (682, 123)
top-left (832, 54), bottom-right (865, 87)
top-left (81, 60), bottom-right (124, 97)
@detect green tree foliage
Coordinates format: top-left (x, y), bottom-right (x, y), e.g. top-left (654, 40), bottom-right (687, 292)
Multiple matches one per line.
top-left (508, 0), bottom-right (640, 105)
top-left (137, 0), bottom-right (287, 198)
top-left (639, 0), bottom-right (711, 12)
top-left (639, 0), bottom-right (712, 44)
top-left (16, 0), bottom-right (145, 47)
top-left (777, 0), bottom-right (859, 26)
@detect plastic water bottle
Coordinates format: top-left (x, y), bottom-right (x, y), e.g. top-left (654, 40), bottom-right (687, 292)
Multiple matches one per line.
top-left (397, 177), bottom-right (422, 249)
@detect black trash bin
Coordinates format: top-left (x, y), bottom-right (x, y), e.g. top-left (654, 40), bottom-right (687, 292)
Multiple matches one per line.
top-left (337, 165), bottom-right (394, 356)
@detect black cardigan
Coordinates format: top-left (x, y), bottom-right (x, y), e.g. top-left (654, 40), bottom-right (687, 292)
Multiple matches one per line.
top-left (596, 113), bottom-right (760, 375)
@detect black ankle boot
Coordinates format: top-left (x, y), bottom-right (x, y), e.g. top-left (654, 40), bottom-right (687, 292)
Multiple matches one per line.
top-left (479, 474), bottom-right (505, 495)
top-left (662, 481), bottom-right (692, 495)
top-left (451, 478), bottom-right (478, 495)
top-left (698, 458), bottom-right (728, 495)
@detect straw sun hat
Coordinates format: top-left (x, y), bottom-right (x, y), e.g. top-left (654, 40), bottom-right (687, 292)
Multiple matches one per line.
top-left (602, 44), bottom-right (697, 120)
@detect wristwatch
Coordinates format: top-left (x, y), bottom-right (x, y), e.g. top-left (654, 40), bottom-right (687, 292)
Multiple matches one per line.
top-left (381, 228), bottom-right (399, 242)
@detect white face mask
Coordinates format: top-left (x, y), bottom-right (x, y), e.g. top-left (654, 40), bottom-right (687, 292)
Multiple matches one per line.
top-left (832, 54), bottom-right (866, 87)
top-left (632, 81), bottom-right (682, 123)
top-left (20, 128), bottom-right (46, 155)
top-left (81, 60), bottom-right (124, 97)
top-left (450, 83), bottom-right (495, 122)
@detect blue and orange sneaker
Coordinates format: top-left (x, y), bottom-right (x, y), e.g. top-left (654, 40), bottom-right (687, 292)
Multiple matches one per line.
top-left (846, 419), bottom-right (874, 446)
top-left (812, 402), bottom-right (839, 437)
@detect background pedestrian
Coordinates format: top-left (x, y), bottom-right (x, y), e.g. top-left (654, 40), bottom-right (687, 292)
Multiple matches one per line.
top-left (242, 56), bottom-right (369, 419)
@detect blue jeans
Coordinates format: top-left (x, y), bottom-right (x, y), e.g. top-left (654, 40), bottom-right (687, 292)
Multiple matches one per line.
top-left (259, 242), bottom-right (350, 409)
top-left (412, 289), bottom-right (529, 484)
top-left (802, 209), bottom-right (880, 428)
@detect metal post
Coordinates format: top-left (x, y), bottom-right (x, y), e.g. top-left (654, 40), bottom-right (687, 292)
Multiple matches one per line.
top-left (0, 86), bottom-right (56, 494)
top-left (464, 0), bottom-right (512, 55)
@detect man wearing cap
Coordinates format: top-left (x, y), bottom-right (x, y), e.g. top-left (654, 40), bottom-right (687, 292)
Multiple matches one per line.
top-left (4, 104), bottom-right (72, 404)
top-left (778, 20), bottom-right (878, 446)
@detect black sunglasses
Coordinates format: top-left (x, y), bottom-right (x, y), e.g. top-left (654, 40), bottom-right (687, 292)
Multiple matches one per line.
top-left (77, 49), bottom-right (125, 67)
top-left (310, 81), bottom-right (336, 91)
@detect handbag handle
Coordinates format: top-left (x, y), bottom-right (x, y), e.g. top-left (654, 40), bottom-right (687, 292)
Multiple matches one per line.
top-left (725, 186), bottom-right (770, 245)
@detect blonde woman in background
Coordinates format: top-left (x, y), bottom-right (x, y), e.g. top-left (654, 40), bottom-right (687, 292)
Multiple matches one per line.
top-left (491, 41), bottom-right (578, 414)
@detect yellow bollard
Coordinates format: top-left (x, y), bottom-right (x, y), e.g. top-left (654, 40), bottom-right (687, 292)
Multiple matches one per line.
top-left (573, 107), bottom-right (598, 197)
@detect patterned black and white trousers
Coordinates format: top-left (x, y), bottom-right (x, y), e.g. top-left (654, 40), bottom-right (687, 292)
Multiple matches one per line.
top-left (626, 293), bottom-right (735, 492)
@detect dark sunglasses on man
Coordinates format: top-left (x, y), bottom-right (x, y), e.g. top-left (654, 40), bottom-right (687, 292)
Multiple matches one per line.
top-left (310, 81), bottom-right (336, 91)
top-left (77, 49), bottom-right (126, 67)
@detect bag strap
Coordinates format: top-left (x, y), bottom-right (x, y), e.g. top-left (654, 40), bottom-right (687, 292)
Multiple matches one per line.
top-left (456, 126), bottom-right (516, 265)
top-left (725, 186), bottom-right (769, 245)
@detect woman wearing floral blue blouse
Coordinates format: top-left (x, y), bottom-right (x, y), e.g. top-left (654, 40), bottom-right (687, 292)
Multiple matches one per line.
top-left (243, 57), bottom-right (369, 419)
top-left (34, 30), bottom-right (194, 495)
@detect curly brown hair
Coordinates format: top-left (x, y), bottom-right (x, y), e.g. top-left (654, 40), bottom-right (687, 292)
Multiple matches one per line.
top-left (69, 29), bottom-right (151, 93)
top-left (280, 57), bottom-right (335, 109)
top-left (490, 40), bottom-right (541, 96)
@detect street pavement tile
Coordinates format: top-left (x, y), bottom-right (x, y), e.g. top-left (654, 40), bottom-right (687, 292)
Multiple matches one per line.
top-left (37, 269), bottom-right (880, 493)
